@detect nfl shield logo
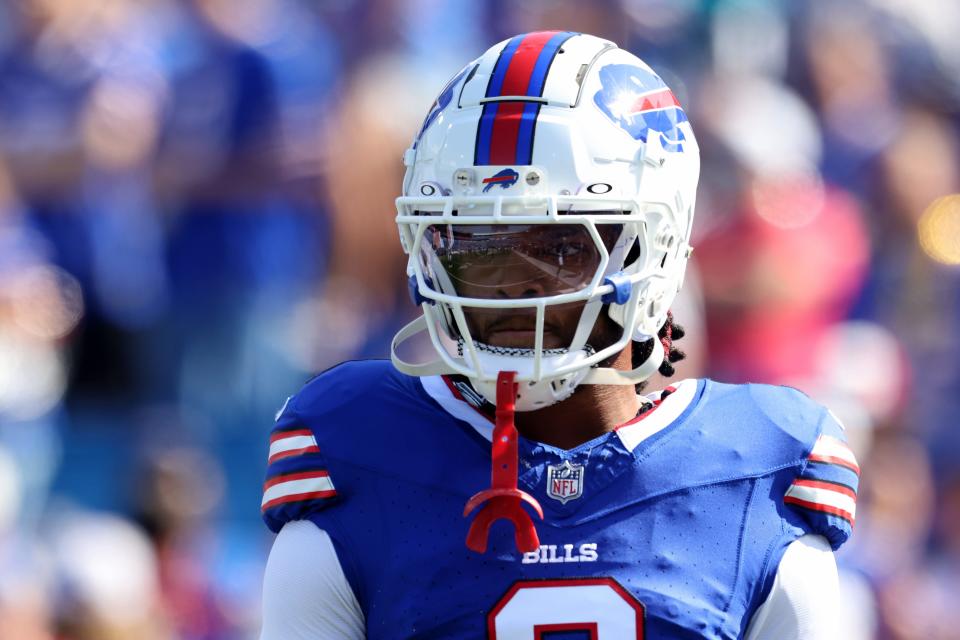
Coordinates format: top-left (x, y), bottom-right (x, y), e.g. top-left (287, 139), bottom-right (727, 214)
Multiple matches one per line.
top-left (546, 460), bottom-right (584, 504)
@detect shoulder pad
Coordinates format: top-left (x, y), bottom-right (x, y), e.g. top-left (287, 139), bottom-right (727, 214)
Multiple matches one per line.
top-left (783, 406), bottom-right (860, 550)
top-left (743, 383), bottom-right (828, 445)
top-left (260, 360), bottom-right (417, 533)
top-left (702, 382), bottom-right (859, 550)
top-left (294, 359), bottom-right (408, 416)
top-left (261, 394), bottom-right (337, 534)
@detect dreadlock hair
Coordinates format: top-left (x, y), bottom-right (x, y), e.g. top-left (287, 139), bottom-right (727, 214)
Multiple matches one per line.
top-left (631, 310), bottom-right (687, 394)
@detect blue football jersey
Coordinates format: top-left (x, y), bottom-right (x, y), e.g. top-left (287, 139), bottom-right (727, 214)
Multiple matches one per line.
top-left (261, 360), bottom-right (859, 639)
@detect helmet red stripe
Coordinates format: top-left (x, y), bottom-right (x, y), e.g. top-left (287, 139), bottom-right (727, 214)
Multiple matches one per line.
top-left (489, 102), bottom-right (526, 164)
top-left (487, 32), bottom-right (556, 165)
top-left (496, 31), bottom-right (559, 97)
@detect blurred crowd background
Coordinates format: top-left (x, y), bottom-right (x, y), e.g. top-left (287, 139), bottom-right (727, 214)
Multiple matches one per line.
top-left (0, 0), bottom-right (958, 638)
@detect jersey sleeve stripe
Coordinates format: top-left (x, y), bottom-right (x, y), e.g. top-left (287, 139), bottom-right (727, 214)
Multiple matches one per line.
top-left (269, 433), bottom-right (319, 459)
top-left (784, 483), bottom-right (856, 523)
top-left (261, 473), bottom-right (336, 510)
top-left (268, 445), bottom-right (321, 464)
top-left (809, 435), bottom-right (860, 474)
top-left (264, 470), bottom-right (331, 490)
top-left (791, 478), bottom-right (857, 499)
top-left (261, 489), bottom-right (338, 512)
top-left (807, 453), bottom-right (860, 475)
top-left (270, 428), bottom-right (315, 444)
top-left (783, 496), bottom-right (854, 526)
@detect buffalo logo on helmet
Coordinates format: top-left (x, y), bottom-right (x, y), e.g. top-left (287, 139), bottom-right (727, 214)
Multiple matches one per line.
top-left (593, 64), bottom-right (689, 153)
top-left (414, 63), bottom-right (474, 148)
top-left (546, 460), bottom-right (585, 504)
top-left (481, 168), bottom-right (520, 192)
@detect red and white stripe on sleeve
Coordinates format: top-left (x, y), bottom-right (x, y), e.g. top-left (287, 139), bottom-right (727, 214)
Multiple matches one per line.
top-left (262, 417), bottom-right (338, 533)
top-left (806, 434), bottom-right (860, 475)
top-left (784, 432), bottom-right (860, 549)
top-left (268, 429), bottom-right (320, 464)
top-left (784, 478), bottom-right (857, 525)
top-left (262, 470), bottom-right (336, 512)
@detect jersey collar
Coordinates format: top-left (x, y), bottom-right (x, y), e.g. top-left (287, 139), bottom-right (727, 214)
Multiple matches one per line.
top-left (420, 375), bottom-right (701, 453)
top-left (420, 375), bottom-right (495, 441)
top-left (615, 378), bottom-right (701, 452)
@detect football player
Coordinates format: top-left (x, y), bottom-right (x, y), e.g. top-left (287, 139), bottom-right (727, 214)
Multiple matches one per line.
top-left (260, 32), bottom-right (858, 639)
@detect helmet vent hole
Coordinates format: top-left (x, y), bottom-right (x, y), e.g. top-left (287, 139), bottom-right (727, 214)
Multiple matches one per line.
top-left (463, 63), bottom-right (479, 88)
top-left (624, 237), bottom-right (642, 268)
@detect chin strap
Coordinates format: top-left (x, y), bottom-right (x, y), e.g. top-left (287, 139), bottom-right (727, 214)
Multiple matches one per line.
top-left (463, 371), bottom-right (544, 554)
top-left (391, 315), bottom-right (451, 377)
top-left (581, 337), bottom-right (664, 385)
top-left (392, 313), bottom-right (668, 388)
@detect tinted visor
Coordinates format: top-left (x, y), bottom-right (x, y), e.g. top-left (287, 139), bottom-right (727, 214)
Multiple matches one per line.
top-left (421, 223), bottom-right (623, 299)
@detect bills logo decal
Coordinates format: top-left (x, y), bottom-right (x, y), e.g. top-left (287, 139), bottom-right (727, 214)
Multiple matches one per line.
top-left (482, 168), bottom-right (520, 192)
top-left (414, 63), bottom-right (474, 148)
top-left (593, 63), bottom-right (689, 152)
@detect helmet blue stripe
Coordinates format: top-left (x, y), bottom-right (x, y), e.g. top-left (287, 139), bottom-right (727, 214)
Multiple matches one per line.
top-left (474, 102), bottom-right (499, 166)
top-left (485, 35), bottom-right (525, 98)
top-left (514, 102), bottom-right (540, 165)
top-left (475, 35), bottom-right (524, 165)
top-left (475, 31), bottom-right (578, 166)
top-left (515, 31), bottom-right (575, 164)
top-left (525, 31), bottom-right (576, 97)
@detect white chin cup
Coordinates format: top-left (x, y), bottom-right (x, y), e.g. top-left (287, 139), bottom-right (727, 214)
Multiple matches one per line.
top-left (466, 347), bottom-right (592, 412)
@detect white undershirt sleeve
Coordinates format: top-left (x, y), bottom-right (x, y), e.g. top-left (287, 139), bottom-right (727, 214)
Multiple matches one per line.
top-left (744, 534), bottom-right (842, 640)
top-left (260, 520), bottom-right (365, 640)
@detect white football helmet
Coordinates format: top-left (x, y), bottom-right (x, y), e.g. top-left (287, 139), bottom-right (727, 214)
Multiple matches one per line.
top-left (392, 31), bottom-right (700, 411)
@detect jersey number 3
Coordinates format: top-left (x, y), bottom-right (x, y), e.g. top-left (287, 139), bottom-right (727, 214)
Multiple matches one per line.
top-left (487, 577), bottom-right (645, 639)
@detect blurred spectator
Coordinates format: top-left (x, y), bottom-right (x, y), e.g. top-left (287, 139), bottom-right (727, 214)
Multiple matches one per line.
top-left (134, 447), bottom-right (232, 640)
top-left (0, 445), bottom-right (55, 640)
top-left (49, 508), bottom-right (172, 639)
top-left (0, 153), bottom-right (76, 532)
top-left (288, 54), bottom-right (433, 370)
top-left (800, 3), bottom-right (900, 194)
top-left (695, 76), bottom-right (870, 386)
top-left (862, 108), bottom-right (960, 477)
